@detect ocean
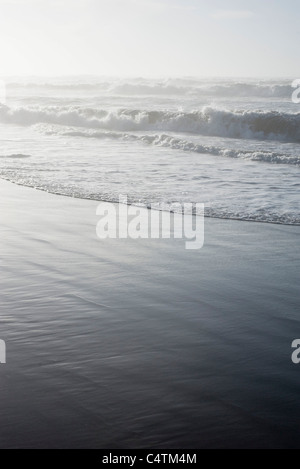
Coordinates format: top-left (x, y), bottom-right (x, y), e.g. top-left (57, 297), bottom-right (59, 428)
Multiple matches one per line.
top-left (0, 77), bottom-right (300, 449)
top-left (0, 76), bottom-right (299, 224)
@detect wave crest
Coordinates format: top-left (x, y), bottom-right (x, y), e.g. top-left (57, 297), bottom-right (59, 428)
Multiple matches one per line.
top-left (1, 104), bottom-right (300, 143)
top-left (6, 80), bottom-right (294, 98)
top-left (39, 126), bottom-right (299, 166)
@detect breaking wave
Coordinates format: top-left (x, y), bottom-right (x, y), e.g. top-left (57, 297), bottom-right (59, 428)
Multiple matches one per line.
top-left (6, 80), bottom-right (294, 98)
top-left (1, 104), bottom-right (300, 144)
top-left (41, 126), bottom-right (300, 166)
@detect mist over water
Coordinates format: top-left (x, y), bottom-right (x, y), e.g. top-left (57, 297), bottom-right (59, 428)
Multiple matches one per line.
top-left (0, 77), bottom-right (299, 224)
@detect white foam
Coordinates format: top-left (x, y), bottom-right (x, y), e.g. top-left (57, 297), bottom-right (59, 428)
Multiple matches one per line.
top-left (1, 104), bottom-right (300, 143)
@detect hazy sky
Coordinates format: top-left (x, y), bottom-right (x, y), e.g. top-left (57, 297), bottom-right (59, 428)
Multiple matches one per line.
top-left (0, 0), bottom-right (298, 77)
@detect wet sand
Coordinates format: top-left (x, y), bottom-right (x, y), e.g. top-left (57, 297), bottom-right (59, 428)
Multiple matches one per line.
top-left (0, 179), bottom-right (300, 449)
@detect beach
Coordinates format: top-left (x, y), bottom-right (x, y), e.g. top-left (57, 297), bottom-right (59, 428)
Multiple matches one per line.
top-left (0, 179), bottom-right (299, 449)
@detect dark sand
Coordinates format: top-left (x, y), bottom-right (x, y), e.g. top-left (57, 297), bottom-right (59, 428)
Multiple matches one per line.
top-left (0, 180), bottom-right (300, 449)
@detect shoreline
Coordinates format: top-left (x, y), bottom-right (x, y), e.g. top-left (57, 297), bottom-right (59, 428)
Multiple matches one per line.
top-left (0, 178), bottom-right (300, 449)
top-left (1, 177), bottom-right (299, 227)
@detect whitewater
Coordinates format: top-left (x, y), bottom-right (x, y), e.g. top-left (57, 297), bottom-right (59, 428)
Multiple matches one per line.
top-left (0, 76), bottom-right (299, 224)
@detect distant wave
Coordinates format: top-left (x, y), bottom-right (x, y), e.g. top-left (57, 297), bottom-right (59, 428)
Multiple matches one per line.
top-left (6, 80), bottom-right (294, 98)
top-left (0, 154), bottom-right (31, 159)
top-left (41, 127), bottom-right (299, 166)
top-left (110, 82), bottom-right (293, 98)
top-left (7, 82), bottom-right (111, 91)
top-left (200, 83), bottom-right (293, 98)
top-left (1, 104), bottom-right (300, 144)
